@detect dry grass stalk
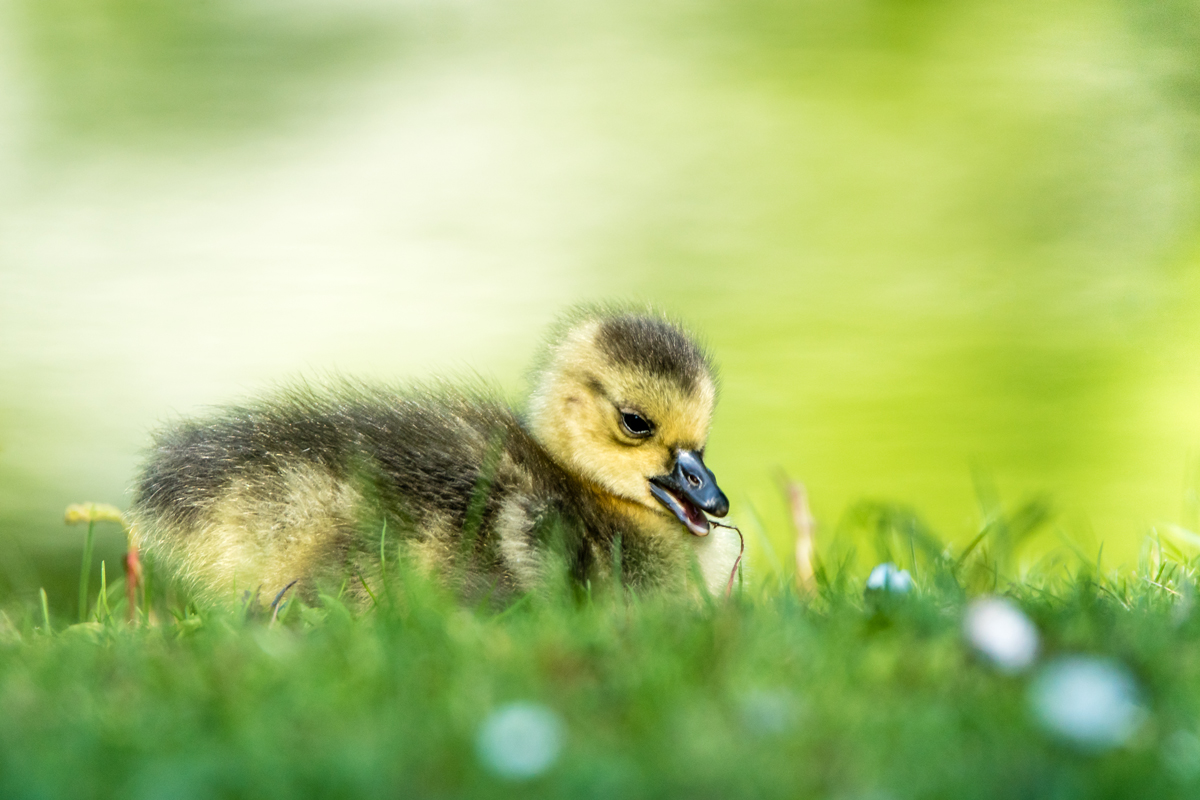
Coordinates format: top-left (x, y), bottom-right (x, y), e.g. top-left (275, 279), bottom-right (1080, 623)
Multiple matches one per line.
top-left (787, 479), bottom-right (817, 593)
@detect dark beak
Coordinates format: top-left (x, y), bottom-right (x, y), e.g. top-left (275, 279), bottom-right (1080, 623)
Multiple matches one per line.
top-left (648, 450), bottom-right (729, 537)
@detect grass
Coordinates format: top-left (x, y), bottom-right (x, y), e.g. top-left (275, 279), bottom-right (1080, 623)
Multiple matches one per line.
top-left (3, 499), bottom-right (1200, 799)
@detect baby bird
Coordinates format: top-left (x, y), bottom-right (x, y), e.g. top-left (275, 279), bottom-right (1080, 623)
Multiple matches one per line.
top-left (128, 307), bottom-right (739, 607)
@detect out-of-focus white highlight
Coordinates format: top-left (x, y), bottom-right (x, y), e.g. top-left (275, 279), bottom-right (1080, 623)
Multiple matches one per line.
top-left (964, 597), bottom-right (1039, 672)
top-left (866, 563), bottom-right (912, 593)
top-left (1029, 656), bottom-right (1144, 749)
top-left (738, 689), bottom-right (801, 737)
top-left (476, 701), bottom-right (565, 780)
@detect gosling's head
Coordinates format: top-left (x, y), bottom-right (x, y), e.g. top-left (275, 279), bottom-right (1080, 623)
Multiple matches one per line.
top-left (526, 308), bottom-right (728, 536)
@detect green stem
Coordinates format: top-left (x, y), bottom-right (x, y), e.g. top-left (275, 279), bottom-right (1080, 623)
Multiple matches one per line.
top-left (79, 519), bottom-right (95, 623)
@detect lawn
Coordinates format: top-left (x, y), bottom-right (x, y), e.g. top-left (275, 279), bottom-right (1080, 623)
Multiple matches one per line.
top-left (1, 499), bottom-right (1198, 799)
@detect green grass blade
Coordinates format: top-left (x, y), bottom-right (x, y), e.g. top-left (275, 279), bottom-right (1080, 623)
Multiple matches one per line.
top-left (379, 518), bottom-right (388, 587)
top-left (356, 570), bottom-right (378, 609)
top-left (96, 561), bottom-right (110, 623)
top-left (39, 588), bottom-right (50, 633)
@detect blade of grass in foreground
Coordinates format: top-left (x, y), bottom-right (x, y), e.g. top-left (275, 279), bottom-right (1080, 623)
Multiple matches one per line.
top-left (39, 587), bottom-right (50, 632)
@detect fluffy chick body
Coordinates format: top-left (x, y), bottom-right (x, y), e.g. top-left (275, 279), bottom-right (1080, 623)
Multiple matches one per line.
top-left (129, 309), bottom-right (739, 606)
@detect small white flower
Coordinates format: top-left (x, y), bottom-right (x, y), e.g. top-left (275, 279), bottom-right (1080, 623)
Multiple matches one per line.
top-left (1029, 657), bottom-right (1145, 750)
top-left (476, 702), bottom-right (565, 780)
top-left (964, 597), bottom-right (1039, 673)
top-left (866, 563), bottom-right (912, 593)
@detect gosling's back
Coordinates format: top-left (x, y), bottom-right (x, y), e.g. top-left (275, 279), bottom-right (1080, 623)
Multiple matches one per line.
top-left (129, 384), bottom-right (594, 605)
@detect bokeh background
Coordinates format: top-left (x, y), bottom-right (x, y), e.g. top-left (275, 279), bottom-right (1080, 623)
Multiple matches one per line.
top-left (3, 0), bottom-right (1200, 605)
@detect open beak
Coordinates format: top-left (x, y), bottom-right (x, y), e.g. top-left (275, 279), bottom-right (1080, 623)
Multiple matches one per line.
top-left (649, 450), bottom-right (729, 537)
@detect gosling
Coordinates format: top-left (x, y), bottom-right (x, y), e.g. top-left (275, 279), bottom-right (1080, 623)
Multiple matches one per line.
top-left (128, 307), bottom-right (738, 607)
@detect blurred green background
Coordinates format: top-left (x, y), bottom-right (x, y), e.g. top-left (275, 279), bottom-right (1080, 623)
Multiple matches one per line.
top-left (2, 0), bottom-right (1200, 605)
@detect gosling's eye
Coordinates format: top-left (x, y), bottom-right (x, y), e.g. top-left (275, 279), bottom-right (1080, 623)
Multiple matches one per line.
top-left (620, 411), bottom-right (654, 438)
